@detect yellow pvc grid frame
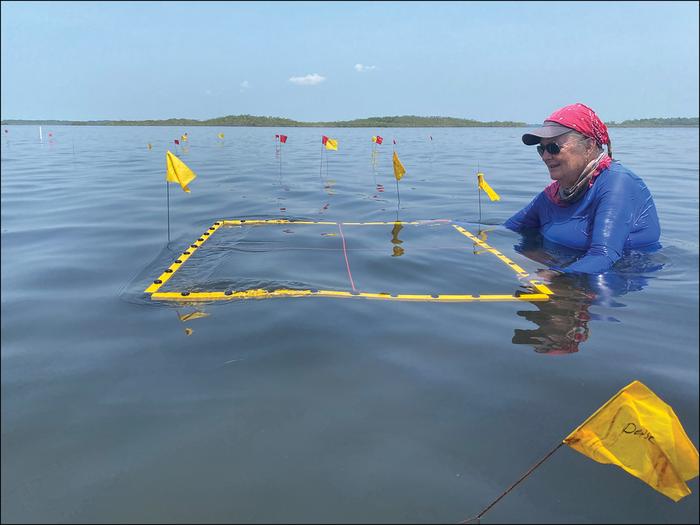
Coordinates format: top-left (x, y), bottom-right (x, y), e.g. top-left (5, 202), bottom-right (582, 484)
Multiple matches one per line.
top-left (144, 219), bottom-right (553, 303)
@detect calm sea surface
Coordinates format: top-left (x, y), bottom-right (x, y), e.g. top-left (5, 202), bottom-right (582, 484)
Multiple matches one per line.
top-left (1, 126), bottom-right (698, 523)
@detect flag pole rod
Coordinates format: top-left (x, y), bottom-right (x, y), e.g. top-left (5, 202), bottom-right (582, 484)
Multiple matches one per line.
top-left (373, 154), bottom-right (377, 186)
top-left (394, 140), bottom-right (401, 208)
top-left (166, 182), bottom-right (171, 245)
top-left (320, 142), bottom-right (324, 181)
top-left (460, 442), bottom-right (564, 524)
top-left (478, 183), bottom-right (482, 228)
top-left (477, 163), bottom-right (482, 228)
top-left (371, 141), bottom-right (377, 186)
top-left (396, 177), bottom-right (401, 208)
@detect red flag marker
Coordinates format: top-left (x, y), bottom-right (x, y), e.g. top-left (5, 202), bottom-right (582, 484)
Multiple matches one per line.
top-left (322, 135), bottom-right (329, 145)
top-left (174, 139), bottom-right (180, 145)
top-left (279, 135), bottom-right (288, 143)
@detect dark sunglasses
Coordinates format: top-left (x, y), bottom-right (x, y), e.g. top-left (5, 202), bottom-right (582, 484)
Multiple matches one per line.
top-left (537, 134), bottom-right (590, 156)
top-left (537, 142), bottom-right (564, 156)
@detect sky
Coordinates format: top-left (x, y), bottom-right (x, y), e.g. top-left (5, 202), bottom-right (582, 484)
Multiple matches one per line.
top-left (1, 1), bottom-right (698, 123)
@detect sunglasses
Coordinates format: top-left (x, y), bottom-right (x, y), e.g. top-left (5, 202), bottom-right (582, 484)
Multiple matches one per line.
top-left (537, 142), bottom-right (565, 156)
top-left (537, 134), bottom-right (590, 156)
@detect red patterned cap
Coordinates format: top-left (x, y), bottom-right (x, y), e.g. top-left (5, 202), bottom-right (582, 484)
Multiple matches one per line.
top-left (523, 103), bottom-right (610, 146)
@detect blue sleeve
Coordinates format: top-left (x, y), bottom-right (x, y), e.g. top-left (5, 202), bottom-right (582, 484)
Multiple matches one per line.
top-left (559, 174), bottom-right (638, 274)
top-left (504, 193), bottom-right (545, 232)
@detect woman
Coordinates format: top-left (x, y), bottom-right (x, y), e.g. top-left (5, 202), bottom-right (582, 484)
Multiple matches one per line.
top-left (505, 103), bottom-right (660, 274)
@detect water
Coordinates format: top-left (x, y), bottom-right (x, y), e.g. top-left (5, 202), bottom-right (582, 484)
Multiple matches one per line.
top-left (1, 125), bottom-right (698, 523)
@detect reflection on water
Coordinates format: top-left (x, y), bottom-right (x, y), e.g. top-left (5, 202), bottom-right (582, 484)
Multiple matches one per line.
top-left (471, 227), bottom-right (493, 256)
top-left (515, 274), bottom-right (599, 354)
top-left (391, 222), bottom-right (404, 257)
top-left (511, 233), bottom-right (666, 354)
top-left (174, 308), bottom-right (210, 337)
top-left (177, 310), bottom-right (210, 322)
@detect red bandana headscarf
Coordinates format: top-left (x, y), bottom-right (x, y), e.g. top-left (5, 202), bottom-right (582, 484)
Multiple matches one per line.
top-left (542, 103), bottom-right (613, 206)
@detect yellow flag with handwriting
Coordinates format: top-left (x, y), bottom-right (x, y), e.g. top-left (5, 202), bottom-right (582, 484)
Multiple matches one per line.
top-left (563, 380), bottom-right (699, 502)
top-left (393, 151), bottom-right (406, 181)
top-left (477, 172), bottom-right (500, 201)
top-left (165, 150), bottom-right (197, 193)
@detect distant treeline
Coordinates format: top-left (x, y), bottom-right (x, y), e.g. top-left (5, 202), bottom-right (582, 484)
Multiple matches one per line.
top-left (606, 117), bottom-right (698, 127)
top-left (1, 115), bottom-right (697, 128)
top-left (0, 115), bottom-right (525, 127)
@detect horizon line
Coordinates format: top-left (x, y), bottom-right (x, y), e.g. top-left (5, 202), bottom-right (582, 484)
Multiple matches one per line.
top-left (2, 114), bottom-right (699, 124)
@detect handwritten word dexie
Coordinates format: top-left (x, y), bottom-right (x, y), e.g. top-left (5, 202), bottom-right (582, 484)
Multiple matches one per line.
top-left (622, 422), bottom-right (656, 443)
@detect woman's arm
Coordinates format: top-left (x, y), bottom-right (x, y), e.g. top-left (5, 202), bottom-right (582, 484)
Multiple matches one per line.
top-left (504, 193), bottom-right (545, 232)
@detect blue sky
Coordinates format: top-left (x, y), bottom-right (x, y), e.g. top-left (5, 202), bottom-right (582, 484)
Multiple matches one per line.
top-left (1, 1), bottom-right (698, 122)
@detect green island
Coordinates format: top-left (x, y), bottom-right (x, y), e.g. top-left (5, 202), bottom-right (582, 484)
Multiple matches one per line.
top-left (604, 117), bottom-right (698, 127)
top-left (1, 115), bottom-right (697, 128)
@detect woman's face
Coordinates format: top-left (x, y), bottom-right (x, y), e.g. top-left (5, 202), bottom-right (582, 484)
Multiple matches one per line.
top-left (539, 132), bottom-right (593, 187)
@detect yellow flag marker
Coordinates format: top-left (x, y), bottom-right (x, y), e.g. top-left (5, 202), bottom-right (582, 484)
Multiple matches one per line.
top-left (564, 380), bottom-right (699, 502)
top-left (166, 150), bottom-right (197, 193)
top-left (217, 132), bottom-right (224, 139)
top-left (465, 381), bottom-right (699, 523)
top-left (477, 172), bottom-right (500, 201)
top-left (181, 134), bottom-right (188, 142)
top-left (393, 151), bottom-right (406, 181)
top-left (325, 138), bottom-right (338, 151)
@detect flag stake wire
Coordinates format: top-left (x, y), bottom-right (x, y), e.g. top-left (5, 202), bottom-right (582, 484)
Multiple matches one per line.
top-left (460, 442), bottom-right (564, 524)
top-left (371, 142), bottom-right (377, 185)
top-left (319, 142), bottom-right (324, 182)
top-left (278, 139), bottom-right (283, 180)
top-left (477, 182), bottom-right (482, 229)
top-left (166, 181), bottom-right (171, 245)
top-left (396, 177), bottom-right (401, 208)
top-left (477, 163), bottom-right (482, 228)
top-left (394, 142), bottom-right (401, 209)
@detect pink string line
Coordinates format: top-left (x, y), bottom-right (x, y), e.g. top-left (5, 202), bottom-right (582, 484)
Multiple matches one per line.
top-left (337, 223), bottom-right (356, 292)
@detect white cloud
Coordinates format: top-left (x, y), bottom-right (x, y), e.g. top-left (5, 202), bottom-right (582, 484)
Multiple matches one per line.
top-left (354, 64), bottom-right (376, 73)
top-left (289, 73), bottom-right (326, 86)
top-left (239, 80), bottom-right (250, 92)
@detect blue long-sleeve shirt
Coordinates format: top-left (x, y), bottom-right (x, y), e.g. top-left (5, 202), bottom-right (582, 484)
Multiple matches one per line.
top-left (504, 162), bottom-right (661, 274)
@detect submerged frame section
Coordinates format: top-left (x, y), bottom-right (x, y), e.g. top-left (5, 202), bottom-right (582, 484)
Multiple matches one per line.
top-left (144, 219), bottom-right (553, 303)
